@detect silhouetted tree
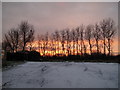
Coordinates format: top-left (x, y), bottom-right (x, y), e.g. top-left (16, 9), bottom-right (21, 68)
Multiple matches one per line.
top-left (93, 23), bottom-right (102, 53)
top-left (3, 28), bottom-right (20, 52)
top-left (71, 29), bottom-right (76, 55)
top-left (40, 34), bottom-right (46, 56)
top-left (60, 30), bottom-right (66, 54)
top-left (2, 40), bottom-right (9, 52)
top-left (51, 33), bottom-right (56, 55)
top-left (2, 40), bottom-right (10, 60)
top-left (44, 32), bottom-right (49, 55)
top-left (54, 30), bottom-right (60, 54)
top-left (102, 18), bottom-right (116, 55)
top-left (75, 27), bottom-right (80, 55)
top-left (85, 25), bottom-right (94, 55)
top-left (65, 28), bottom-right (71, 55)
top-left (28, 34), bottom-right (34, 51)
top-left (37, 34), bottom-right (41, 53)
top-left (100, 19), bottom-right (107, 55)
top-left (79, 25), bottom-right (86, 55)
top-left (19, 21), bottom-right (34, 51)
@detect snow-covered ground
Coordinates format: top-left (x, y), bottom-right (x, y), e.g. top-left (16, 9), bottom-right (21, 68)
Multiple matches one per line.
top-left (2, 62), bottom-right (118, 88)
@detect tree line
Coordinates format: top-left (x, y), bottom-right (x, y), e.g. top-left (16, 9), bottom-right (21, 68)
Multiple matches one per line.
top-left (37, 18), bottom-right (116, 56)
top-left (2, 18), bottom-right (116, 57)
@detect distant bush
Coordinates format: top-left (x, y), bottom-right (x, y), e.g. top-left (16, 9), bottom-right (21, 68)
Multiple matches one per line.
top-left (28, 51), bottom-right (41, 61)
top-left (6, 51), bottom-right (41, 61)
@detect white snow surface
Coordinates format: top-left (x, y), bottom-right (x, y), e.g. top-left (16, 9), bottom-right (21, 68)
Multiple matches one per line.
top-left (3, 62), bottom-right (118, 88)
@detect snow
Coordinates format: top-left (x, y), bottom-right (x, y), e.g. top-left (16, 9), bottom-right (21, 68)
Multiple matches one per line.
top-left (2, 62), bottom-right (118, 88)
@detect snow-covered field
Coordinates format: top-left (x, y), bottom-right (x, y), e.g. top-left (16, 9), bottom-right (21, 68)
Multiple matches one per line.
top-left (2, 62), bottom-right (118, 88)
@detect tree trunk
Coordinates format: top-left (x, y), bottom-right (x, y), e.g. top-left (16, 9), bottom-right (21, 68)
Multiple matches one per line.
top-left (80, 41), bottom-right (83, 55)
top-left (108, 38), bottom-right (111, 56)
top-left (96, 40), bottom-right (99, 53)
top-left (89, 40), bottom-right (92, 55)
top-left (103, 38), bottom-right (106, 55)
top-left (77, 40), bottom-right (79, 55)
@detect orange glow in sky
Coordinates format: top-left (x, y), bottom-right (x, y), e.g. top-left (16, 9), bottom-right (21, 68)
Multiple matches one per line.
top-left (27, 38), bottom-right (119, 56)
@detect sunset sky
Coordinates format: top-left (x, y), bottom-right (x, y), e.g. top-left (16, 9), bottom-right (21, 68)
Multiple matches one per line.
top-left (2, 2), bottom-right (119, 54)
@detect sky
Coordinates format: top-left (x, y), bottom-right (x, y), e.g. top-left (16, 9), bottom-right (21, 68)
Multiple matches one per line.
top-left (2, 2), bottom-right (118, 35)
top-left (2, 2), bottom-right (119, 54)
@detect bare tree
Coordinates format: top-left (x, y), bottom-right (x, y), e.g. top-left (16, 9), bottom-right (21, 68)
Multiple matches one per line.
top-left (44, 32), bottom-right (49, 55)
top-left (65, 28), bottom-right (71, 55)
top-left (71, 29), bottom-right (76, 55)
top-left (60, 30), bottom-right (66, 55)
top-left (54, 30), bottom-right (60, 54)
top-left (39, 34), bottom-right (45, 56)
top-left (85, 25), bottom-right (94, 55)
top-left (2, 40), bottom-right (10, 60)
top-left (103, 18), bottom-right (116, 55)
top-left (28, 35), bottom-right (34, 51)
top-left (3, 28), bottom-right (20, 52)
top-left (50, 33), bottom-right (56, 55)
top-left (19, 21), bottom-right (34, 51)
top-left (93, 23), bottom-right (102, 53)
top-left (4, 34), bottom-right (13, 52)
top-left (79, 25), bottom-right (86, 55)
top-left (100, 19), bottom-right (108, 55)
top-left (2, 39), bottom-right (11, 53)
top-left (37, 34), bottom-right (42, 53)
top-left (75, 27), bottom-right (80, 55)
top-left (37, 35), bottom-right (40, 53)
